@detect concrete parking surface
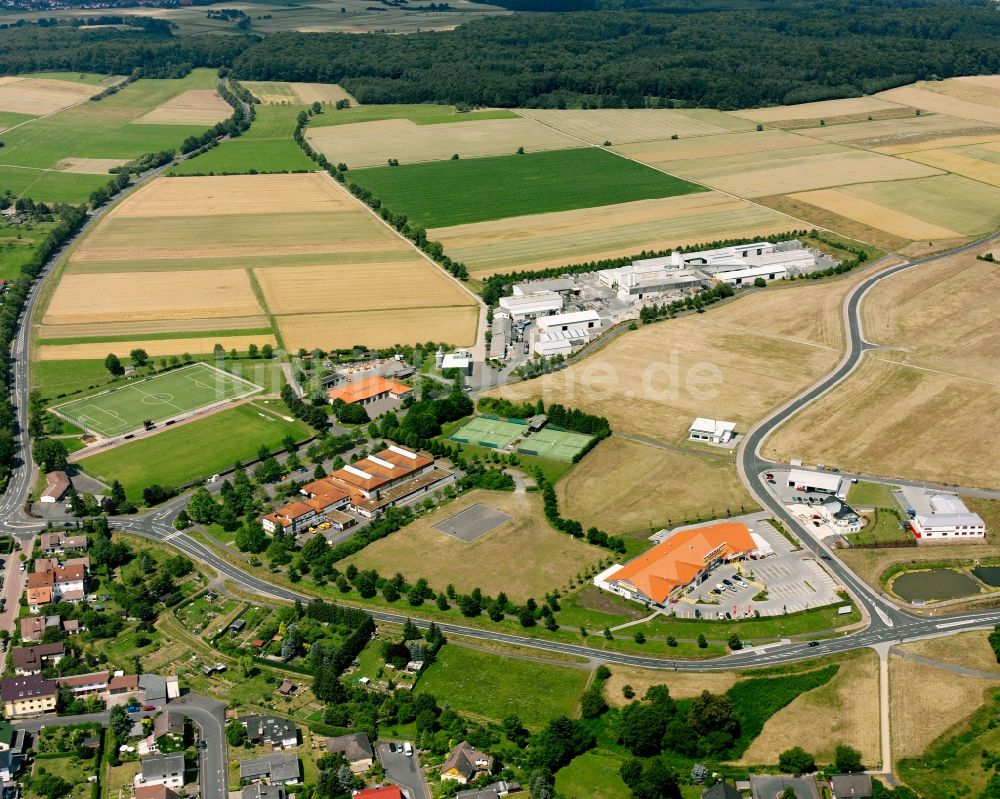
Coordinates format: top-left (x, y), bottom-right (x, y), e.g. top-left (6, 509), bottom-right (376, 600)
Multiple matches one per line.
top-left (377, 742), bottom-right (430, 799)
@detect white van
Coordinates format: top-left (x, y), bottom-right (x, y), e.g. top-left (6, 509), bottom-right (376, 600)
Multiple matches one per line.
top-left (403, 742), bottom-right (413, 757)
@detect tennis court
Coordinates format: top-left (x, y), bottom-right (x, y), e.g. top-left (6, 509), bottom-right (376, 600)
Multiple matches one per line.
top-left (517, 429), bottom-right (593, 462)
top-left (50, 362), bottom-right (261, 438)
top-left (449, 416), bottom-right (525, 449)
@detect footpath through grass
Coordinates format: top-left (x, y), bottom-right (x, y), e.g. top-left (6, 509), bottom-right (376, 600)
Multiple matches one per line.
top-left (349, 147), bottom-right (707, 227)
top-left (78, 401), bottom-right (308, 501)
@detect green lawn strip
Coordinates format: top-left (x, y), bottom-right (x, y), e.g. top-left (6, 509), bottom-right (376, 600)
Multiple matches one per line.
top-left (0, 166), bottom-right (108, 204)
top-left (348, 147), bottom-right (707, 227)
top-left (846, 480), bottom-right (898, 508)
top-left (898, 687), bottom-right (1000, 799)
top-left (169, 104), bottom-right (317, 175)
top-left (555, 750), bottom-right (630, 799)
top-left (38, 327), bottom-right (274, 345)
top-left (0, 110), bottom-right (36, 128)
top-left (21, 71), bottom-right (116, 86)
top-left (77, 403), bottom-right (310, 501)
top-left (308, 104), bottom-right (518, 128)
top-left (846, 507), bottom-right (910, 546)
top-left (416, 644), bottom-right (589, 730)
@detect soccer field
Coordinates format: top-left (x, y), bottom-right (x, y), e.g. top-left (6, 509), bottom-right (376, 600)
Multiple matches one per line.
top-left (50, 363), bottom-right (261, 437)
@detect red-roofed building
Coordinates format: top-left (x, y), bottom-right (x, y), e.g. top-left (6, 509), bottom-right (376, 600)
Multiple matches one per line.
top-left (354, 787), bottom-right (403, 799)
top-left (606, 522), bottom-right (758, 605)
top-left (327, 376), bottom-right (412, 407)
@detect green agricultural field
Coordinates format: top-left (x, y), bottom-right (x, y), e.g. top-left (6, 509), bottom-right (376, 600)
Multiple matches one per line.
top-left (169, 104), bottom-right (316, 175)
top-left (0, 220), bottom-right (54, 281)
top-left (0, 69), bottom-right (224, 202)
top-left (78, 401), bottom-right (309, 501)
top-left (416, 644), bottom-right (589, 729)
top-left (555, 751), bottom-right (630, 799)
top-left (348, 147), bottom-right (707, 227)
top-left (50, 362), bottom-right (261, 437)
top-left (307, 103), bottom-right (517, 128)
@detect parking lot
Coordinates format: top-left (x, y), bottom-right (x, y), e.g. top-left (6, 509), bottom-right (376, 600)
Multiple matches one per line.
top-left (667, 513), bottom-right (843, 619)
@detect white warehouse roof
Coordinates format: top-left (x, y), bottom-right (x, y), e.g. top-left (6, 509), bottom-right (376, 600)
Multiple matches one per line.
top-left (499, 291), bottom-right (563, 315)
top-left (689, 417), bottom-right (736, 436)
top-left (788, 468), bottom-right (843, 493)
top-left (535, 310), bottom-right (601, 329)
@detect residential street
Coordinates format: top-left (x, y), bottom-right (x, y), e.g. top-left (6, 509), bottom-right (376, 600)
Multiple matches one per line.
top-left (0, 535), bottom-right (30, 674)
top-left (377, 742), bottom-right (430, 799)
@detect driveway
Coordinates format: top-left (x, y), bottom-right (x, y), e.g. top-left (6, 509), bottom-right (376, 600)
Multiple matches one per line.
top-left (377, 742), bottom-right (430, 799)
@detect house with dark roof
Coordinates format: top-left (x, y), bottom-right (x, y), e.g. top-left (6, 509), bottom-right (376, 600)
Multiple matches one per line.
top-left (702, 783), bottom-right (743, 799)
top-left (830, 774), bottom-right (872, 799)
top-left (240, 715), bottom-right (298, 750)
top-left (12, 643), bottom-right (65, 676)
top-left (19, 615), bottom-right (62, 642)
top-left (39, 533), bottom-right (88, 555)
top-left (139, 674), bottom-right (168, 703)
top-left (750, 775), bottom-right (820, 799)
top-left (57, 671), bottom-right (109, 698)
top-left (1, 674), bottom-right (57, 717)
top-left (238, 753), bottom-right (300, 786)
top-left (440, 741), bottom-right (494, 784)
top-left (325, 732), bottom-right (373, 774)
top-left (242, 785), bottom-right (285, 799)
top-left (135, 753), bottom-right (185, 790)
top-left (456, 781), bottom-right (521, 799)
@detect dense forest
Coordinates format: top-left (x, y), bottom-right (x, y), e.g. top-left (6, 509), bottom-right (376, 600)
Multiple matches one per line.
top-left (0, 25), bottom-right (251, 78)
top-left (2, 0), bottom-right (1000, 108)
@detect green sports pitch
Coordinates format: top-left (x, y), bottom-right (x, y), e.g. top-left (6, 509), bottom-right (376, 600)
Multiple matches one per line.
top-left (50, 363), bottom-right (261, 438)
top-left (516, 429), bottom-right (593, 462)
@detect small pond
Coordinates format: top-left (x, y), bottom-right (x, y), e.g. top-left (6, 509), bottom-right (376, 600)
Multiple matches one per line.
top-left (892, 568), bottom-right (981, 602)
top-left (972, 566), bottom-right (1000, 587)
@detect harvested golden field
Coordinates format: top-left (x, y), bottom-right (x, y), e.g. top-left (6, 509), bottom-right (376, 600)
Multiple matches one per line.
top-left (900, 147), bottom-right (1000, 188)
top-left (254, 259), bottom-right (470, 315)
top-left (306, 117), bottom-right (581, 168)
top-left (135, 89), bottom-right (231, 125)
top-left (517, 108), bottom-right (753, 144)
top-left (49, 173), bottom-right (476, 351)
top-left (899, 632), bottom-right (1000, 676)
top-left (344, 489), bottom-right (606, 601)
top-left (241, 81), bottom-right (298, 104)
top-left (788, 188), bottom-right (963, 240)
top-left (756, 194), bottom-right (911, 252)
top-left (112, 174), bottom-right (343, 218)
top-left (277, 305), bottom-right (479, 351)
top-left (615, 129), bottom-right (812, 166)
top-left (288, 82), bottom-right (358, 105)
top-left (0, 76), bottom-right (94, 115)
top-left (831, 174), bottom-right (1000, 238)
top-left (431, 192), bottom-right (801, 274)
top-left (56, 157), bottom-right (129, 174)
top-left (43, 269), bottom-right (263, 325)
top-left (861, 251), bottom-right (1000, 379)
top-left (798, 112), bottom-right (1000, 149)
top-left (37, 315), bottom-right (271, 340)
top-left (876, 81), bottom-right (1000, 126)
top-left (889, 653), bottom-right (1000, 760)
top-left (738, 650), bottom-right (880, 766)
top-left (38, 334), bottom-right (278, 361)
top-left (490, 299), bottom-right (840, 444)
top-left (556, 437), bottom-right (754, 535)
top-left (765, 359), bottom-right (1000, 488)
top-left (602, 667), bottom-right (739, 708)
top-left (668, 145), bottom-right (942, 198)
top-left (733, 96), bottom-right (908, 125)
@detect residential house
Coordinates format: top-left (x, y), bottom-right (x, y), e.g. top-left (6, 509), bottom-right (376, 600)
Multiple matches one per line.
top-left (242, 786), bottom-right (285, 799)
top-left (135, 753), bottom-right (186, 790)
top-left (34, 557), bottom-right (91, 574)
top-left (0, 722), bottom-right (27, 781)
top-left (26, 564), bottom-right (86, 609)
top-left (12, 643), bottom-right (65, 676)
top-left (56, 671), bottom-right (109, 698)
top-left (0, 674), bottom-right (57, 717)
top-left (108, 673), bottom-right (140, 698)
top-left (440, 741), bottom-right (494, 784)
top-left (154, 712), bottom-right (184, 743)
top-left (276, 681), bottom-right (296, 697)
top-left (25, 584), bottom-right (52, 613)
top-left (134, 786), bottom-right (180, 799)
top-left (39, 533), bottom-right (88, 555)
top-left (40, 472), bottom-right (70, 504)
top-left (241, 715), bottom-right (298, 750)
top-left (238, 753), bottom-right (300, 786)
top-left (140, 674), bottom-right (168, 704)
top-left (456, 781), bottom-right (522, 799)
top-left (20, 615), bottom-right (64, 642)
top-left (830, 774), bottom-right (873, 799)
top-left (702, 783), bottom-right (743, 799)
top-left (324, 732), bottom-right (374, 774)
top-left (750, 775), bottom-right (820, 799)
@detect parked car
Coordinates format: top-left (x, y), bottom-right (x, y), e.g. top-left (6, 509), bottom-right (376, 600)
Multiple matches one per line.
top-left (721, 578), bottom-right (733, 587)
top-left (765, 473), bottom-right (774, 480)
top-left (808, 641), bottom-right (820, 647)
top-left (404, 742), bottom-right (413, 757)
top-left (142, 705), bottom-right (155, 711)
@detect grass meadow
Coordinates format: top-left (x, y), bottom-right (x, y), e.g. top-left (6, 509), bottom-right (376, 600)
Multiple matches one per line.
top-left (307, 103), bottom-right (518, 128)
top-left (169, 104), bottom-right (317, 175)
top-left (77, 401), bottom-right (308, 500)
top-left (348, 147), bottom-right (707, 227)
top-left (416, 644), bottom-right (589, 729)
top-left (0, 220), bottom-right (55, 281)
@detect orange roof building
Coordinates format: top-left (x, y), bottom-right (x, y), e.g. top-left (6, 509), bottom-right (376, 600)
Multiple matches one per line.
top-left (325, 446), bottom-right (434, 500)
top-left (609, 522), bottom-right (757, 605)
top-left (327, 376), bottom-right (412, 406)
